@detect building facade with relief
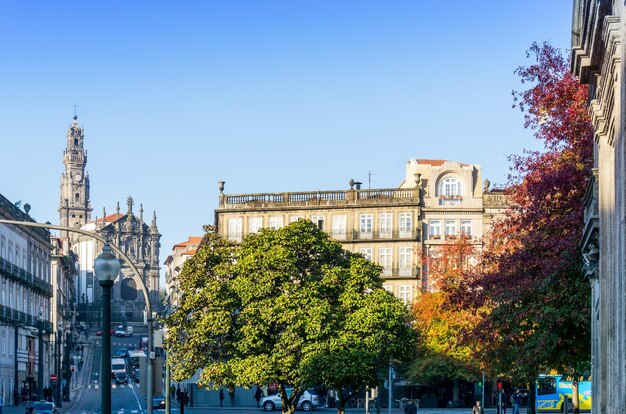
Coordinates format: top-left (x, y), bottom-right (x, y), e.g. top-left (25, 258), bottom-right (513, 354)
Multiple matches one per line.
top-left (0, 194), bottom-right (53, 404)
top-left (164, 236), bottom-right (203, 310)
top-left (214, 159), bottom-right (507, 304)
top-left (572, 2), bottom-right (624, 412)
top-left (58, 116), bottom-right (161, 322)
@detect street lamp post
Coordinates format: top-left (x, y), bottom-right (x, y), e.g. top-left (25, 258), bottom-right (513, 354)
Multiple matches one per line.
top-left (164, 326), bottom-right (170, 414)
top-left (95, 244), bottom-right (121, 414)
top-left (55, 330), bottom-right (62, 407)
top-left (37, 307), bottom-right (44, 401)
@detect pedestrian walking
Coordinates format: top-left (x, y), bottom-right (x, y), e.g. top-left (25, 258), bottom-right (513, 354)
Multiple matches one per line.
top-left (254, 386), bottom-right (263, 407)
top-left (228, 386), bottom-right (235, 406)
top-left (13, 388), bottom-right (18, 406)
top-left (472, 400), bottom-right (484, 414)
top-left (0, 393), bottom-right (5, 414)
top-left (511, 389), bottom-right (523, 414)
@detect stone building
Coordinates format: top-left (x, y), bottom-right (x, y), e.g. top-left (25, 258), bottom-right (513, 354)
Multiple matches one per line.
top-left (0, 194), bottom-right (53, 404)
top-left (572, 2), bottom-right (624, 412)
top-left (58, 116), bottom-right (161, 321)
top-left (164, 236), bottom-right (202, 310)
top-left (214, 159), bottom-right (507, 303)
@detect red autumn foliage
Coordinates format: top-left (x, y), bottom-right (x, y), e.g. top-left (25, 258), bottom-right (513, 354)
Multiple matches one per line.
top-left (462, 42), bottom-right (593, 380)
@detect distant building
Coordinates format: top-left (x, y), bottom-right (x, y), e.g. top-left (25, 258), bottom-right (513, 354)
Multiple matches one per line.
top-left (572, 2), bottom-right (624, 412)
top-left (164, 236), bottom-right (203, 310)
top-left (58, 116), bottom-right (161, 322)
top-left (214, 159), bottom-right (507, 304)
top-left (0, 193), bottom-right (53, 404)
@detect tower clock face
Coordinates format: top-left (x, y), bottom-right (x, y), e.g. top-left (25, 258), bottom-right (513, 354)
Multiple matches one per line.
top-left (74, 174), bottom-right (82, 182)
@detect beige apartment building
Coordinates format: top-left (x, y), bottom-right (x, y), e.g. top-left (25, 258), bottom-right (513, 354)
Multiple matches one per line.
top-left (215, 159), bottom-right (507, 305)
top-left (164, 236), bottom-right (203, 310)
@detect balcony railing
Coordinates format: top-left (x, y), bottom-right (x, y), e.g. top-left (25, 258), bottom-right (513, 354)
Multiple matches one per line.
top-left (379, 267), bottom-right (421, 278)
top-left (221, 187), bottom-right (419, 208)
top-left (351, 228), bottom-right (418, 241)
top-left (0, 257), bottom-right (54, 297)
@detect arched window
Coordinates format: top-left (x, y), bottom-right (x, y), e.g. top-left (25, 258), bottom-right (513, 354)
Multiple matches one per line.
top-left (75, 193), bottom-right (80, 201)
top-left (120, 278), bottom-right (138, 301)
top-left (439, 177), bottom-right (463, 197)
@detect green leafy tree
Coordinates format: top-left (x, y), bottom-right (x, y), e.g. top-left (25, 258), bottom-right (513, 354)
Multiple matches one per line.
top-left (166, 220), bottom-right (413, 414)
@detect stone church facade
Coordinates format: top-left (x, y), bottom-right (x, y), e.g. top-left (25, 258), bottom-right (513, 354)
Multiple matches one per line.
top-left (59, 116), bottom-right (161, 321)
top-left (572, 1), bottom-right (625, 412)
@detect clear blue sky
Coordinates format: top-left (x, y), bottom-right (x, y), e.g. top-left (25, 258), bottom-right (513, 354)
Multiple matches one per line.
top-left (0, 1), bottom-right (573, 285)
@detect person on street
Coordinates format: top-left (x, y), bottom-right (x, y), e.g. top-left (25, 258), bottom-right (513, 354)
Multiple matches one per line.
top-left (228, 386), bottom-right (235, 406)
top-left (219, 388), bottom-right (224, 407)
top-left (254, 386), bottom-right (263, 407)
top-left (403, 399), bottom-right (416, 414)
top-left (511, 389), bottom-right (523, 414)
top-left (472, 400), bottom-right (484, 414)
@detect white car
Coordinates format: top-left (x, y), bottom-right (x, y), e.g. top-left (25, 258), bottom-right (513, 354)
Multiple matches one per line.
top-left (260, 388), bottom-right (320, 411)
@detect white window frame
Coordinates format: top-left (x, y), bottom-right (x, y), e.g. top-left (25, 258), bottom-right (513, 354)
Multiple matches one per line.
top-left (227, 217), bottom-right (243, 242)
top-left (269, 216), bottom-right (284, 229)
top-left (289, 215), bottom-right (303, 223)
top-left (445, 220), bottom-right (457, 237)
top-left (398, 285), bottom-right (413, 305)
top-left (311, 215), bottom-right (325, 230)
top-left (383, 285), bottom-right (393, 293)
top-left (248, 217), bottom-right (263, 234)
top-left (399, 213), bottom-right (412, 237)
top-left (379, 247), bottom-right (392, 276)
top-left (461, 220), bottom-right (472, 238)
top-left (379, 213), bottom-right (392, 238)
top-left (332, 215), bottom-right (347, 240)
top-left (429, 220), bottom-right (441, 239)
top-left (439, 177), bottom-right (463, 197)
top-left (398, 247), bottom-right (413, 276)
top-left (360, 214), bottom-right (373, 239)
top-left (359, 248), bottom-right (373, 261)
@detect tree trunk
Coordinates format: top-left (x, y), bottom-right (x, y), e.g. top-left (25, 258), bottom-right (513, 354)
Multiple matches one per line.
top-left (571, 379), bottom-right (579, 414)
top-left (527, 380), bottom-right (536, 414)
top-left (336, 389), bottom-right (345, 414)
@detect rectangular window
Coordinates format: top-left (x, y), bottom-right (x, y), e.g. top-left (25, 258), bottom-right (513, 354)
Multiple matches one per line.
top-left (15, 247), bottom-right (20, 268)
top-left (7, 242), bottom-right (12, 264)
top-left (429, 220), bottom-right (441, 239)
top-left (311, 215), bottom-right (325, 230)
top-left (227, 218), bottom-right (243, 242)
top-left (399, 247), bottom-right (413, 276)
top-left (249, 217), bottom-right (263, 234)
top-left (399, 285), bottom-right (413, 305)
top-left (86, 271), bottom-right (94, 289)
top-left (383, 285), bottom-right (393, 293)
top-left (0, 237), bottom-right (5, 259)
top-left (399, 213), bottom-right (412, 237)
top-left (445, 220), bottom-right (457, 238)
top-left (332, 215), bottom-right (347, 240)
top-left (360, 214), bottom-right (373, 239)
top-left (379, 248), bottom-right (392, 276)
top-left (461, 220), bottom-right (472, 238)
top-left (359, 248), bottom-right (373, 261)
top-left (269, 216), bottom-right (284, 229)
top-left (289, 216), bottom-right (303, 223)
top-left (379, 213), bottom-right (392, 238)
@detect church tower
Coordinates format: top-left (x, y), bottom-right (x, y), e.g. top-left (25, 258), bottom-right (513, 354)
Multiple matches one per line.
top-left (59, 115), bottom-right (92, 245)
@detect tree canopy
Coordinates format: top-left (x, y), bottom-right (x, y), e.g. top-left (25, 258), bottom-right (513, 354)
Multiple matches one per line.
top-left (165, 220), bottom-right (414, 414)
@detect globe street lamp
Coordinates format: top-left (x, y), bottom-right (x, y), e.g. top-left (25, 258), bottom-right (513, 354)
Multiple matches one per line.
top-left (37, 306), bottom-right (44, 401)
top-left (95, 244), bottom-right (121, 414)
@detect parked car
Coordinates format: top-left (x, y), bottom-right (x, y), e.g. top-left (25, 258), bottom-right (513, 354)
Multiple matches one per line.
top-left (260, 388), bottom-right (319, 411)
top-left (33, 402), bottom-right (58, 414)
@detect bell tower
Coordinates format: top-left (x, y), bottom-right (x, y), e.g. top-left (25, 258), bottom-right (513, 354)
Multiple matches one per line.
top-left (59, 115), bottom-right (92, 245)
